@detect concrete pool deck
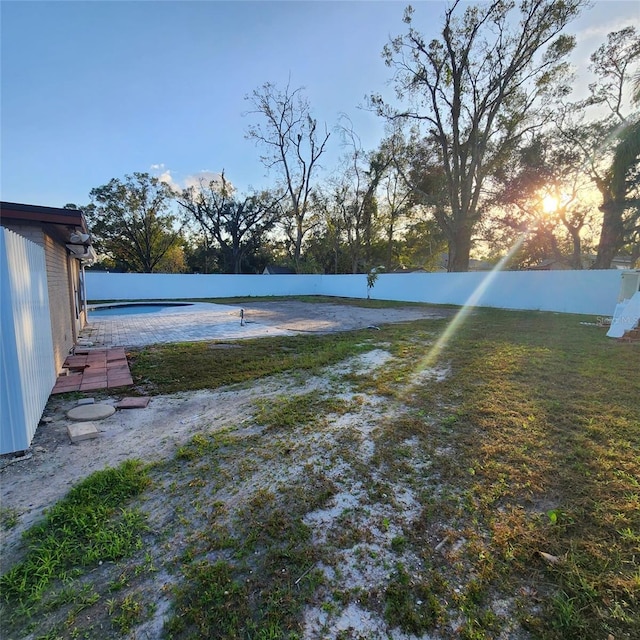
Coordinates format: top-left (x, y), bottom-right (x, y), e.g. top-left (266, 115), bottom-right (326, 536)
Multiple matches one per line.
top-left (81, 301), bottom-right (453, 348)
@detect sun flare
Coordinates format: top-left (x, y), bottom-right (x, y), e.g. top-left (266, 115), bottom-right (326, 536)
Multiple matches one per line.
top-left (542, 194), bottom-right (559, 214)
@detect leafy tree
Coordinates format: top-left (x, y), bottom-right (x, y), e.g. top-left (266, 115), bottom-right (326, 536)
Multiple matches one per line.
top-left (184, 235), bottom-right (219, 274)
top-left (380, 153), bottom-right (414, 271)
top-left (87, 173), bottom-right (184, 273)
top-left (563, 26), bottom-right (640, 268)
top-left (396, 215), bottom-right (448, 271)
top-left (245, 81), bottom-right (330, 270)
top-left (178, 174), bottom-right (282, 274)
top-left (373, 0), bottom-right (587, 271)
top-left (303, 191), bottom-right (349, 274)
top-left (155, 240), bottom-right (188, 273)
top-left (591, 27), bottom-right (640, 268)
top-left (491, 134), bottom-right (596, 269)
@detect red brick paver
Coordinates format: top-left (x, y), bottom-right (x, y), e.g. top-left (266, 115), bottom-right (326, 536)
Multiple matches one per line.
top-left (51, 348), bottom-right (133, 394)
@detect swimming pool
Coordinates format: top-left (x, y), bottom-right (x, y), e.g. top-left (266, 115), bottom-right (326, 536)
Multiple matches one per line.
top-left (89, 303), bottom-right (193, 317)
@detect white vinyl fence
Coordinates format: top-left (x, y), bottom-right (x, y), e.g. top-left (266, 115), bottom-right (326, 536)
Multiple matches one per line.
top-left (1, 228), bottom-right (56, 455)
top-left (86, 269), bottom-right (625, 316)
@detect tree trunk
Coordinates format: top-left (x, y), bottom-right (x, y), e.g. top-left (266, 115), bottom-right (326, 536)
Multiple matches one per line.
top-left (447, 226), bottom-right (472, 272)
top-left (569, 229), bottom-right (583, 269)
top-left (386, 222), bottom-right (394, 271)
top-left (593, 202), bottom-right (625, 269)
top-left (351, 253), bottom-right (359, 274)
top-left (294, 218), bottom-right (304, 272)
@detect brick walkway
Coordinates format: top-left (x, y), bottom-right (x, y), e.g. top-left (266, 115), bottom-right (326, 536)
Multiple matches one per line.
top-left (51, 348), bottom-right (133, 394)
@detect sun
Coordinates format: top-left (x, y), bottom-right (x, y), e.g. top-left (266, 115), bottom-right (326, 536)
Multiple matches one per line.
top-left (542, 194), bottom-right (559, 214)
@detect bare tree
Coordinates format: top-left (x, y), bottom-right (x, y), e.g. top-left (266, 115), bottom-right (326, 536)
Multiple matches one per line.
top-left (245, 82), bottom-right (330, 270)
top-left (328, 120), bottom-right (391, 273)
top-left (377, 135), bottom-right (415, 270)
top-left (373, 0), bottom-right (587, 271)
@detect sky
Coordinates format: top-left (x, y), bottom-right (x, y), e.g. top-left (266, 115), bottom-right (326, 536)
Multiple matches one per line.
top-left (2, 0), bottom-right (639, 208)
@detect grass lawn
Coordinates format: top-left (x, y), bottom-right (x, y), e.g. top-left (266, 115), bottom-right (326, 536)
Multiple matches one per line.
top-left (1, 305), bottom-right (638, 639)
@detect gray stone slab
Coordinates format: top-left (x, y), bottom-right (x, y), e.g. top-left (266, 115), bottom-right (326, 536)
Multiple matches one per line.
top-left (116, 397), bottom-right (150, 409)
top-left (67, 404), bottom-right (116, 421)
top-left (67, 422), bottom-right (100, 443)
top-left (76, 398), bottom-right (95, 406)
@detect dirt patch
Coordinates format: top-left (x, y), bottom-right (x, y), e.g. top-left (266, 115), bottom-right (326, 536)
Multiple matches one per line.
top-left (2, 303), bottom-right (450, 555)
top-left (0, 379), bottom-right (290, 570)
top-left (0, 302), bottom-right (464, 639)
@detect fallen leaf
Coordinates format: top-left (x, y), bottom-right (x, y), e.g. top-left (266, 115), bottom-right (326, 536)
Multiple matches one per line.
top-left (538, 551), bottom-right (562, 565)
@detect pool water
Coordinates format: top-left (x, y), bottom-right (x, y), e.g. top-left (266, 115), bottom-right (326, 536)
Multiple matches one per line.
top-left (90, 303), bottom-right (192, 317)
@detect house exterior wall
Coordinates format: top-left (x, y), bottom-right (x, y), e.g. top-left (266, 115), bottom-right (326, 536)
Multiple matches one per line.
top-left (43, 235), bottom-right (77, 371)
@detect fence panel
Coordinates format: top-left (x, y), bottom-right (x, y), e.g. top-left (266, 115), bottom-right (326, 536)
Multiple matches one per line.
top-left (1, 228), bottom-right (56, 454)
top-left (86, 269), bottom-right (624, 316)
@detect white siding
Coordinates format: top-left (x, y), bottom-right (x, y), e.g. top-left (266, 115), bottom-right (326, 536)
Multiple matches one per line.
top-left (1, 228), bottom-right (56, 454)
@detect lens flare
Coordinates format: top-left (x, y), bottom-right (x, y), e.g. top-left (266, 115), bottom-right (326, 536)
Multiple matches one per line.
top-left (414, 233), bottom-right (527, 375)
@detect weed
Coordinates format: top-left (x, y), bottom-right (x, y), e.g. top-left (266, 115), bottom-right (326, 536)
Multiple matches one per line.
top-left (390, 536), bottom-right (407, 553)
top-left (108, 593), bottom-right (144, 634)
top-left (0, 460), bottom-right (149, 634)
top-left (384, 563), bottom-right (445, 633)
top-left (254, 390), bottom-right (347, 432)
top-left (0, 505), bottom-right (19, 529)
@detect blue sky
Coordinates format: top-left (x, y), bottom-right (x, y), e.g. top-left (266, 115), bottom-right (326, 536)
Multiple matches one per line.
top-left (2, 1), bottom-right (638, 207)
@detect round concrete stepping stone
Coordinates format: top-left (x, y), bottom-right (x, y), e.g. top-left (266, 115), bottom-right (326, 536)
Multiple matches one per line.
top-left (67, 404), bottom-right (116, 422)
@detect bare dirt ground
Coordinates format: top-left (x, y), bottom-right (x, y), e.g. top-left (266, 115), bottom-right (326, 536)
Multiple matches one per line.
top-left (1, 303), bottom-right (452, 558)
top-left (1, 302), bottom-right (472, 639)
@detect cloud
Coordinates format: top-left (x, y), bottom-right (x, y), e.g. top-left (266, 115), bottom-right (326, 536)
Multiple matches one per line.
top-left (574, 17), bottom-right (636, 44)
top-left (157, 170), bottom-right (181, 193)
top-left (183, 171), bottom-right (228, 191)
top-left (150, 167), bottom-right (234, 194)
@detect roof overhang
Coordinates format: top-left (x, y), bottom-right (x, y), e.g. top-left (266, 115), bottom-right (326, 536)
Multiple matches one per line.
top-left (1, 201), bottom-right (93, 260)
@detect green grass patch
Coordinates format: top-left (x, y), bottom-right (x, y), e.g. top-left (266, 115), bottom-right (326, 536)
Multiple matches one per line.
top-left (255, 390), bottom-right (349, 431)
top-left (384, 563), bottom-right (446, 633)
top-left (0, 506), bottom-right (19, 530)
top-left (399, 309), bottom-right (640, 639)
top-left (165, 475), bottom-right (334, 639)
top-left (0, 460), bottom-right (150, 621)
top-left (129, 331), bottom-right (376, 394)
